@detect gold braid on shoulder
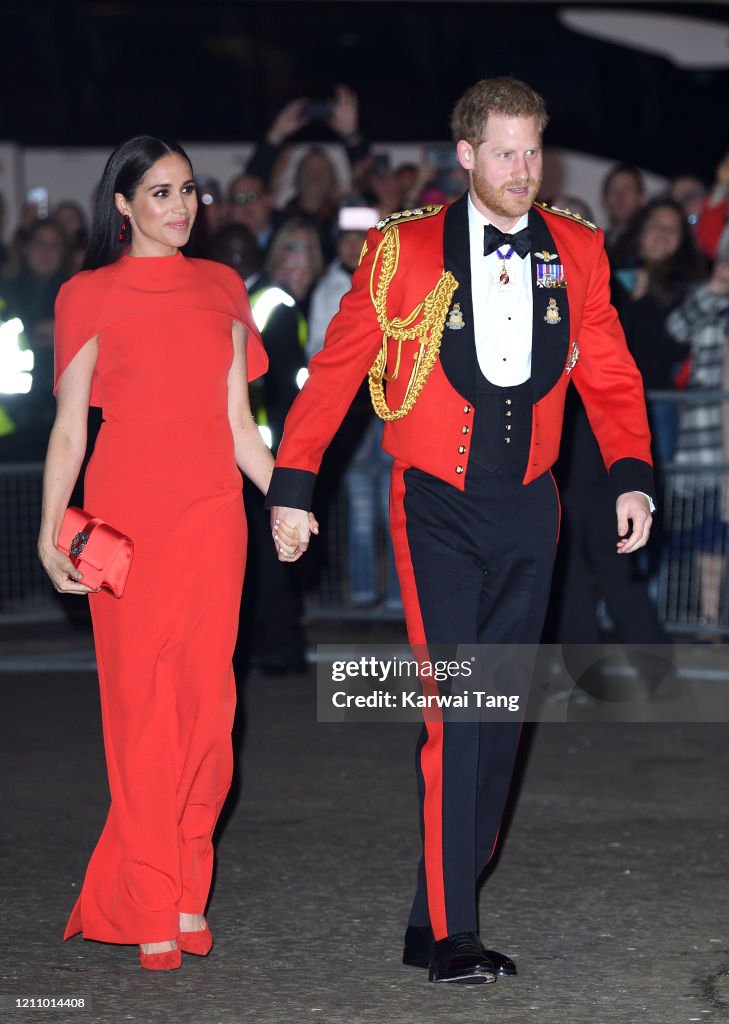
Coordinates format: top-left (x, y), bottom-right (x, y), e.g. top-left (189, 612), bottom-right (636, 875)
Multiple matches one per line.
top-left (367, 228), bottom-right (458, 421)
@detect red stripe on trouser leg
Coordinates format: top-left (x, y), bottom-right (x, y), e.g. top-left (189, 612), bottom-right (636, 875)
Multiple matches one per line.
top-left (389, 462), bottom-right (448, 941)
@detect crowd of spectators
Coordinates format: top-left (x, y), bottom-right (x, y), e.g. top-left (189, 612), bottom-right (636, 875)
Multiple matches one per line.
top-left (552, 152), bottom-right (729, 638)
top-left (2, 87), bottom-right (729, 638)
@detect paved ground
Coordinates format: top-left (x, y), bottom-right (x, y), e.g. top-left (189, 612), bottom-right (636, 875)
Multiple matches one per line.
top-left (1, 619), bottom-right (728, 1024)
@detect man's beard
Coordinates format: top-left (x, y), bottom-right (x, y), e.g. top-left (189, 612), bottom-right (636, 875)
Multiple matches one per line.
top-left (472, 165), bottom-right (541, 221)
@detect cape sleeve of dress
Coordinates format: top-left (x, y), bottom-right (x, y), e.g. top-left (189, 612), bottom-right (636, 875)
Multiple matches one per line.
top-left (208, 261), bottom-right (268, 382)
top-left (53, 271), bottom-right (103, 407)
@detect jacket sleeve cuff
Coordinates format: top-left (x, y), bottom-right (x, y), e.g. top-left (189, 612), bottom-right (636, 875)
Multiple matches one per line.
top-left (609, 458), bottom-right (655, 504)
top-left (264, 467), bottom-right (317, 510)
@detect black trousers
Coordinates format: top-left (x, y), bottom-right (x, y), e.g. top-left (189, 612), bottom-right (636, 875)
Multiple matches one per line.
top-left (390, 460), bottom-right (559, 939)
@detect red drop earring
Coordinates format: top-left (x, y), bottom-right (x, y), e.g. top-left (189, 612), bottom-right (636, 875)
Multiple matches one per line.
top-left (118, 214), bottom-right (130, 244)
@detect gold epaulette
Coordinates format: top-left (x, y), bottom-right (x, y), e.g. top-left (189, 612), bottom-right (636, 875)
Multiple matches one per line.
top-left (376, 205), bottom-right (444, 233)
top-left (535, 201), bottom-right (597, 232)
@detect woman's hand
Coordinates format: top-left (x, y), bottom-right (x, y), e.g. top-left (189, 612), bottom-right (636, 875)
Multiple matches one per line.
top-left (38, 542), bottom-right (95, 594)
top-left (270, 508), bottom-right (319, 562)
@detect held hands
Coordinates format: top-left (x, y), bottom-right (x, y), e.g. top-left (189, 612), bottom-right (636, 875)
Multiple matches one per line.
top-left (38, 542), bottom-right (95, 595)
top-left (616, 492), bottom-right (653, 554)
top-left (270, 507), bottom-right (320, 562)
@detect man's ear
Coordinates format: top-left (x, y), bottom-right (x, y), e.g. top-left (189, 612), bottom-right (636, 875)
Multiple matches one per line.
top-left (456, 139), bottom-right (474, 172)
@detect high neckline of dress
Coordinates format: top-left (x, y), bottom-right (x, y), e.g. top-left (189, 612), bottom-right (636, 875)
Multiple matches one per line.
top-left (120, 250), bottom-right (184, 264)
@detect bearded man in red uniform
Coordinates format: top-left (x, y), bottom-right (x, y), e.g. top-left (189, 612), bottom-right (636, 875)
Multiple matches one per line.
top-left (266, 78), bottom-right (654, 985)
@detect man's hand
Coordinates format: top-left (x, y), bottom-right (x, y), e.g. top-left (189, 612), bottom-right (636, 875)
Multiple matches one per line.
top-left (270, 506), bottom-right (319, 562)
top-left (616, 492), bottom-right (653, 554)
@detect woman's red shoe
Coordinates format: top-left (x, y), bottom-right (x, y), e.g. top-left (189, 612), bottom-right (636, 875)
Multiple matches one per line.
top-left (138, 943), bottom-right (181, 971)
top-left (178, 924), bottom-right (213, 956)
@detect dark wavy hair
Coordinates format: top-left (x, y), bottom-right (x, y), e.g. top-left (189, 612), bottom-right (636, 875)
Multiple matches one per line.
top-left (83, 136), bottom-right (193, 270)
top-left (615, 196), bottom-right (706, 308)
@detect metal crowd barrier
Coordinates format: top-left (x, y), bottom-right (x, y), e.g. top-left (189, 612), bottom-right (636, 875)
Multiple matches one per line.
top-left (3, 390), bottom-right (729, 634)
top-left (0, 462), bottom-right (61, 621)
top-left (658, 467), bottom-right (729, 635)
top-left (653, 390), bottom-right (729, 637)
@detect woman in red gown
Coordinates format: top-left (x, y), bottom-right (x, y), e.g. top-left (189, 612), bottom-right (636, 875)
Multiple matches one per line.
top-left (38, 137), bottom-right (304, 970)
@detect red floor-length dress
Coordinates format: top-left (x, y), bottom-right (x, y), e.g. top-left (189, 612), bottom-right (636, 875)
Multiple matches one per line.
top-left (53, 251), bottom-right (267, 944)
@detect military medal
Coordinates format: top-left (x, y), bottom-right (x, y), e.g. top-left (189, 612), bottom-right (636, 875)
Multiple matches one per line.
top-left (566, 340), bottom-right (579, 373)
top-left (544, 297), bottom-right (562, 324)
top-left (446, 303), bottom-right (465, 330)
top-left (536, 262), bottom-right (566, 288)
top-left (496, 245), bottom-right (514, 284)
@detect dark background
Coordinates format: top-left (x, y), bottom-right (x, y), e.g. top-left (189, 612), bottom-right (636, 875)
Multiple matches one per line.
top-left (2, 1), bottom-right (729, 177)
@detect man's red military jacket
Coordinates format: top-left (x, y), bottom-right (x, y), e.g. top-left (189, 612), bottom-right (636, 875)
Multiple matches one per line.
top-left (266, 193), bottom-right (653, 511)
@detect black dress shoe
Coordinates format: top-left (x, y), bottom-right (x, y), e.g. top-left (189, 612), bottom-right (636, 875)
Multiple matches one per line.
top-left (429, 932), bottom-right (497, 984)
top-left (403, 925), bottom-right (517, 976)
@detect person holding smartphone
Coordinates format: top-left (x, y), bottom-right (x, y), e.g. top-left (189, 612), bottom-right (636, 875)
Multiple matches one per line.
top-left (244, 86), bottom-right (372, 262)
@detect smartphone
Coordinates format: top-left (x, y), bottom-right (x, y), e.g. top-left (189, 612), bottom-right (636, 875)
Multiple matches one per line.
top-left (26, 186), bottom-right (49, 219)
top-left (303, 100), bottom-right (333, 122)
top-left (338, 206), bottom-right (379, 232)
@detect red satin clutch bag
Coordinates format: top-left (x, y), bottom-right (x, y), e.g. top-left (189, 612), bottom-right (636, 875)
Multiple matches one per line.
top-left (57, 507), bottom-right (134, 598)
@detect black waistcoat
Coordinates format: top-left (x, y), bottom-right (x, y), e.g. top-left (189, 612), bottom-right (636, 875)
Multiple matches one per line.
top-left (470, 377), bottom-right (532, 476)
top-left (437, 194), bottom-right (570, 481)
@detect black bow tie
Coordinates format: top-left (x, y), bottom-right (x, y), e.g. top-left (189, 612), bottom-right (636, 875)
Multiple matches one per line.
top-left (483, 224), bottom-right (531, 259)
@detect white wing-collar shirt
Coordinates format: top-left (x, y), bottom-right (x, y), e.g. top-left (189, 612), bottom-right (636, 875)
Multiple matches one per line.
top-left (467, 195), bottom-right (532, 387)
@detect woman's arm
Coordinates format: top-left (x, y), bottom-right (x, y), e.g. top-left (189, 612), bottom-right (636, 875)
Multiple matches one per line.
top-left (228, 322), bottom-right (317, 560)
top-left (38, 336), bottom-right (99, 593)
top-left (228, 321), bottom-right (276, 494)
